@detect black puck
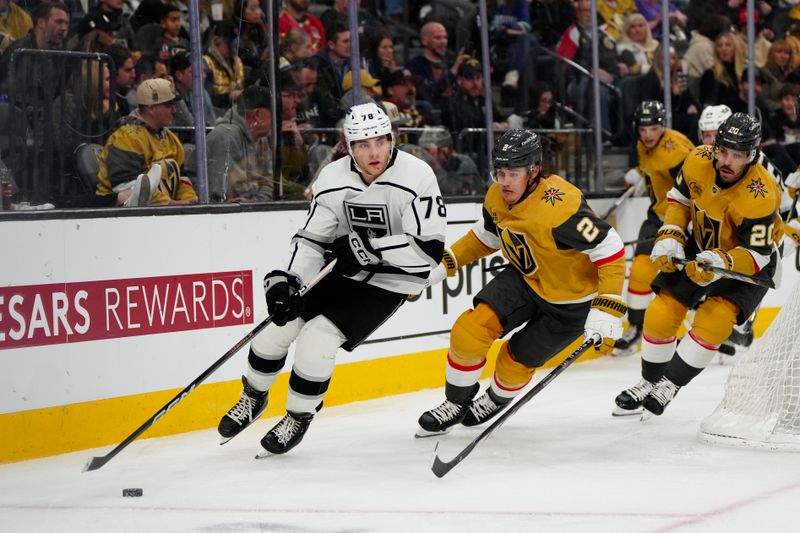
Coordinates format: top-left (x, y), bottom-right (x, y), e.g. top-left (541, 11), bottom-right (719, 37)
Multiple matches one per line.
top-left (122, 488), bottom-right (143, 497)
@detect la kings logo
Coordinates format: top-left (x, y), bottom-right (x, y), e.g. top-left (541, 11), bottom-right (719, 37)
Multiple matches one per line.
top-left (497, 225), bottom-right (538, 275)
top-left (345, 202), bottom-right (390, 238)
top-left (691, 204), bottom-right (721, 250)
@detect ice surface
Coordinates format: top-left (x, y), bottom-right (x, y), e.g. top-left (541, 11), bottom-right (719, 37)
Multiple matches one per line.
top-left (2, 355), bottom-right (799, 533)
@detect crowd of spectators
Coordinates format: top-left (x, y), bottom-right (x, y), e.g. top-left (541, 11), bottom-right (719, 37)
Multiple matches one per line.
top-left (2, 0), bottom-right (800, 208)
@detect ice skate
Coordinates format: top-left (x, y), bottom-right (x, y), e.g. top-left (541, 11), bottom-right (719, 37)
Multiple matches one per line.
top-left (256, 411), bottom-right (314, 457)
top-left (642, 377), bottom-right (680, 416)
top-left (612, 324), bottom-right (642, 357)
top-left (416, 399), bottom-right (471, 437)
top-left (218, 376), bottom-right (268, 444)
top-left (461, 389), bottom-right (510, 427)
top-left (613, 377), bottom-right (654, 416)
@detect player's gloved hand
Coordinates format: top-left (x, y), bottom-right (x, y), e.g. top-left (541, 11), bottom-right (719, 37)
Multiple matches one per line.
top-left (584, 295), bottom-right (627, 355)
top-left (650, 225), bottom-right (686, 272)
top-left (328, 231), bottom-right (382, 277)
top-left (427, 247), bottom-right (457, 286)
top-left (264, 270), bottom-right (304, 326)
top-left (783, 219), bottom-right (800, 256)
top-left (785, 170), bottom-right (800, 190)
top-left (624, 168), bottom-right (647, 196)
top-left (686, 249), bottom-right (733, 286)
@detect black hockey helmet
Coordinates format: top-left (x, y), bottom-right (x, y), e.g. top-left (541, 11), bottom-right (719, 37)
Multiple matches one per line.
top-left (492, 129), bottom-right (542, 170)
top-left (633, 100), bottom-right (666, 129)
top-left (715, 112), bottom-right (761, 156)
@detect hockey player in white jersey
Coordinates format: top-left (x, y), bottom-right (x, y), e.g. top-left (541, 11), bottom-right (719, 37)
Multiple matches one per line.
top-left (218, 103), bottom-right (446, 455)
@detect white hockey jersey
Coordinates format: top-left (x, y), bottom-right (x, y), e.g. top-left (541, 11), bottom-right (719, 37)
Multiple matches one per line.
top-left (287, 150), bottom-right (447, 295)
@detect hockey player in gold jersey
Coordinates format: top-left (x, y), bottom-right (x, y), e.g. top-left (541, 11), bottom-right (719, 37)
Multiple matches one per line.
top-left (614, 101), bottom-right (694, 356)
top-left (615, 112), bottom-right (782, 416)
top-left (417, 129), bottom-right (627, 436)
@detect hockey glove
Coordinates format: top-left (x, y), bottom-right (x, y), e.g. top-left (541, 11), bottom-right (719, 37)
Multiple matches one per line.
top-left (264, 270), bottom-right (304, 326)
top-left (650, 225), bottom-right (686, 272)
top-left (584, 295), bottom-right (627, 355)
top-left (685, 249), bottom-right (733, 287)
top-left (783, 219), bottom-right (800, 256)
top-left (427, 247), bottom-right (456, 286)
top-left (785, 170), bottom-right (800, 190)
top-left (329, 231), bottom-right (382, 277)
top-left (624, 168), bottom-right (647, 196)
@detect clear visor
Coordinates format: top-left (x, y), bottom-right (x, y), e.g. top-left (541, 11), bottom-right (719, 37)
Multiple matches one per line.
top-left (490, 165), bottom-right (534, 183)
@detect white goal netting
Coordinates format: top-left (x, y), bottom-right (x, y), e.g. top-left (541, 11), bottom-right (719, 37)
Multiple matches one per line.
top-left (699, 280), bottom-right (800, 451)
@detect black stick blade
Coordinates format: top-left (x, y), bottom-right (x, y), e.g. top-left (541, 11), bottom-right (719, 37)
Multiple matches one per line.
top-left (83, 456), bottom-right (108, 472)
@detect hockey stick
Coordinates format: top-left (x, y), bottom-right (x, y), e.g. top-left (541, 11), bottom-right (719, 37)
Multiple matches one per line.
top-left (673, 257), bottom-right (774, 289)
top-left (600, 187), bottom-right (636, 220)
top-left (430, 334), bottom-right (598, 478)
top-left (623, 236), bottom-right (655, 247)
top-left (83, 260), bottom-right (337, 472)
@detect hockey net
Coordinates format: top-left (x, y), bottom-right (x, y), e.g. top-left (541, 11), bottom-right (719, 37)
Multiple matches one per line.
top-left (698, 279), bottom-right (800, 451)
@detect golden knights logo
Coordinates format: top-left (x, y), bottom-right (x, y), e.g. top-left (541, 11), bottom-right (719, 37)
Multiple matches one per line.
top-left (747, 177), bottom-right (768, 199)
top-left (691, 204), bottom-right (721, 250)
top-left (696, 145), bottom-right (715, 160)
top-left (541, 187), bottom-right (564, 206)
top-left (497, 225), bottom-right (537, 275)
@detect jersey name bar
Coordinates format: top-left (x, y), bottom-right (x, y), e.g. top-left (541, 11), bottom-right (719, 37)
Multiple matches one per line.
top-left (0, 271), bottom-right (254, 350)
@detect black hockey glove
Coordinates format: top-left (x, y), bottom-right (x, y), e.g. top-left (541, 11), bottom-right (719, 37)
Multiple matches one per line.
top-left (328, 231), bottom-right (382, 277)
top-left (263, 270), bottom-right (304, 326)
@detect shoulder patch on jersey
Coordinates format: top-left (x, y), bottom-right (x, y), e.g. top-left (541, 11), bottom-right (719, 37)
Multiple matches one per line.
top-left (695, 145), bottom-right (714, 160)
top-left (663, 139), bottom-right (676, 151)
top-left (747, 177), bottom-right (769, 199)
top-left (541, 187), bottom-right (565, 206)
top-left (689, 181), bottom-right (703, 196)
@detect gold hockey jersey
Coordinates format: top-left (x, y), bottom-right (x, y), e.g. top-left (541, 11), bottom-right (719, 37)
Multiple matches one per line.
top-left (637, 128), bottom-right (694, 219)
top-left (97, 116), bottom-right (197, 205)
top-left (665, 145), bottom-right (782, 275)
top-left (452, 175), bottom-right (625, 303)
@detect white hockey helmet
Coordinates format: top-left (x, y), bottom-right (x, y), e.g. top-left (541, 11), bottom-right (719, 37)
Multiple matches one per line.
top-left (344, 102), bottom-right (393, 143)
top-left (698, 105), bottom-right (733, 134)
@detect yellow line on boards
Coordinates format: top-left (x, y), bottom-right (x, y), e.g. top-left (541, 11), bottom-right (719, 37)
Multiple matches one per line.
top-left (3, 303), bottom-right (778, 466)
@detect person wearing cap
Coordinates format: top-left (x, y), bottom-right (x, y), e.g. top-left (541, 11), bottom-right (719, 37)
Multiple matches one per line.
top-left (202, 20), bottom-right (245, 112)
top-left (96, 78), bottom-right (197, 206)
top-left (70, 10), bottom-right (120, 52)
top-left (204, 84), bottom-right (274, 202)
top-left (73, 0), bottom-right (137, 50)
top-left (442, 58), bottom-right (508, 135)
top-left (381, 68), bottom-right (423, 128)
top-left (341, 68), bottom-right (383, 101)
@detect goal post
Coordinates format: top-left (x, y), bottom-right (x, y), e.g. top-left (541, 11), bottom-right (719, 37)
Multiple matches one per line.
top-left (698, 279), bottom-right (800, 451)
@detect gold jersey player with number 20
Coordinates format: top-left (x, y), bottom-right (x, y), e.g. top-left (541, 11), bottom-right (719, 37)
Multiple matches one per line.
top-left (615, 112), bottom-right (782, 417)
top-left (417, 129), bottom-right (626, 436)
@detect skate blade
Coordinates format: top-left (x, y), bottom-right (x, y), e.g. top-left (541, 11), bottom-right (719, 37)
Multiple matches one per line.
top-left (219, 435), bottom-right (233, 446)
top-left (415, 426), bottom-right (452, 439)
top-left (640, 410), bottom-right (655, 422)
top-left (612, 406), bottom-right (643, 417)
top-left (254, 449), bottom-right (272, 460)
